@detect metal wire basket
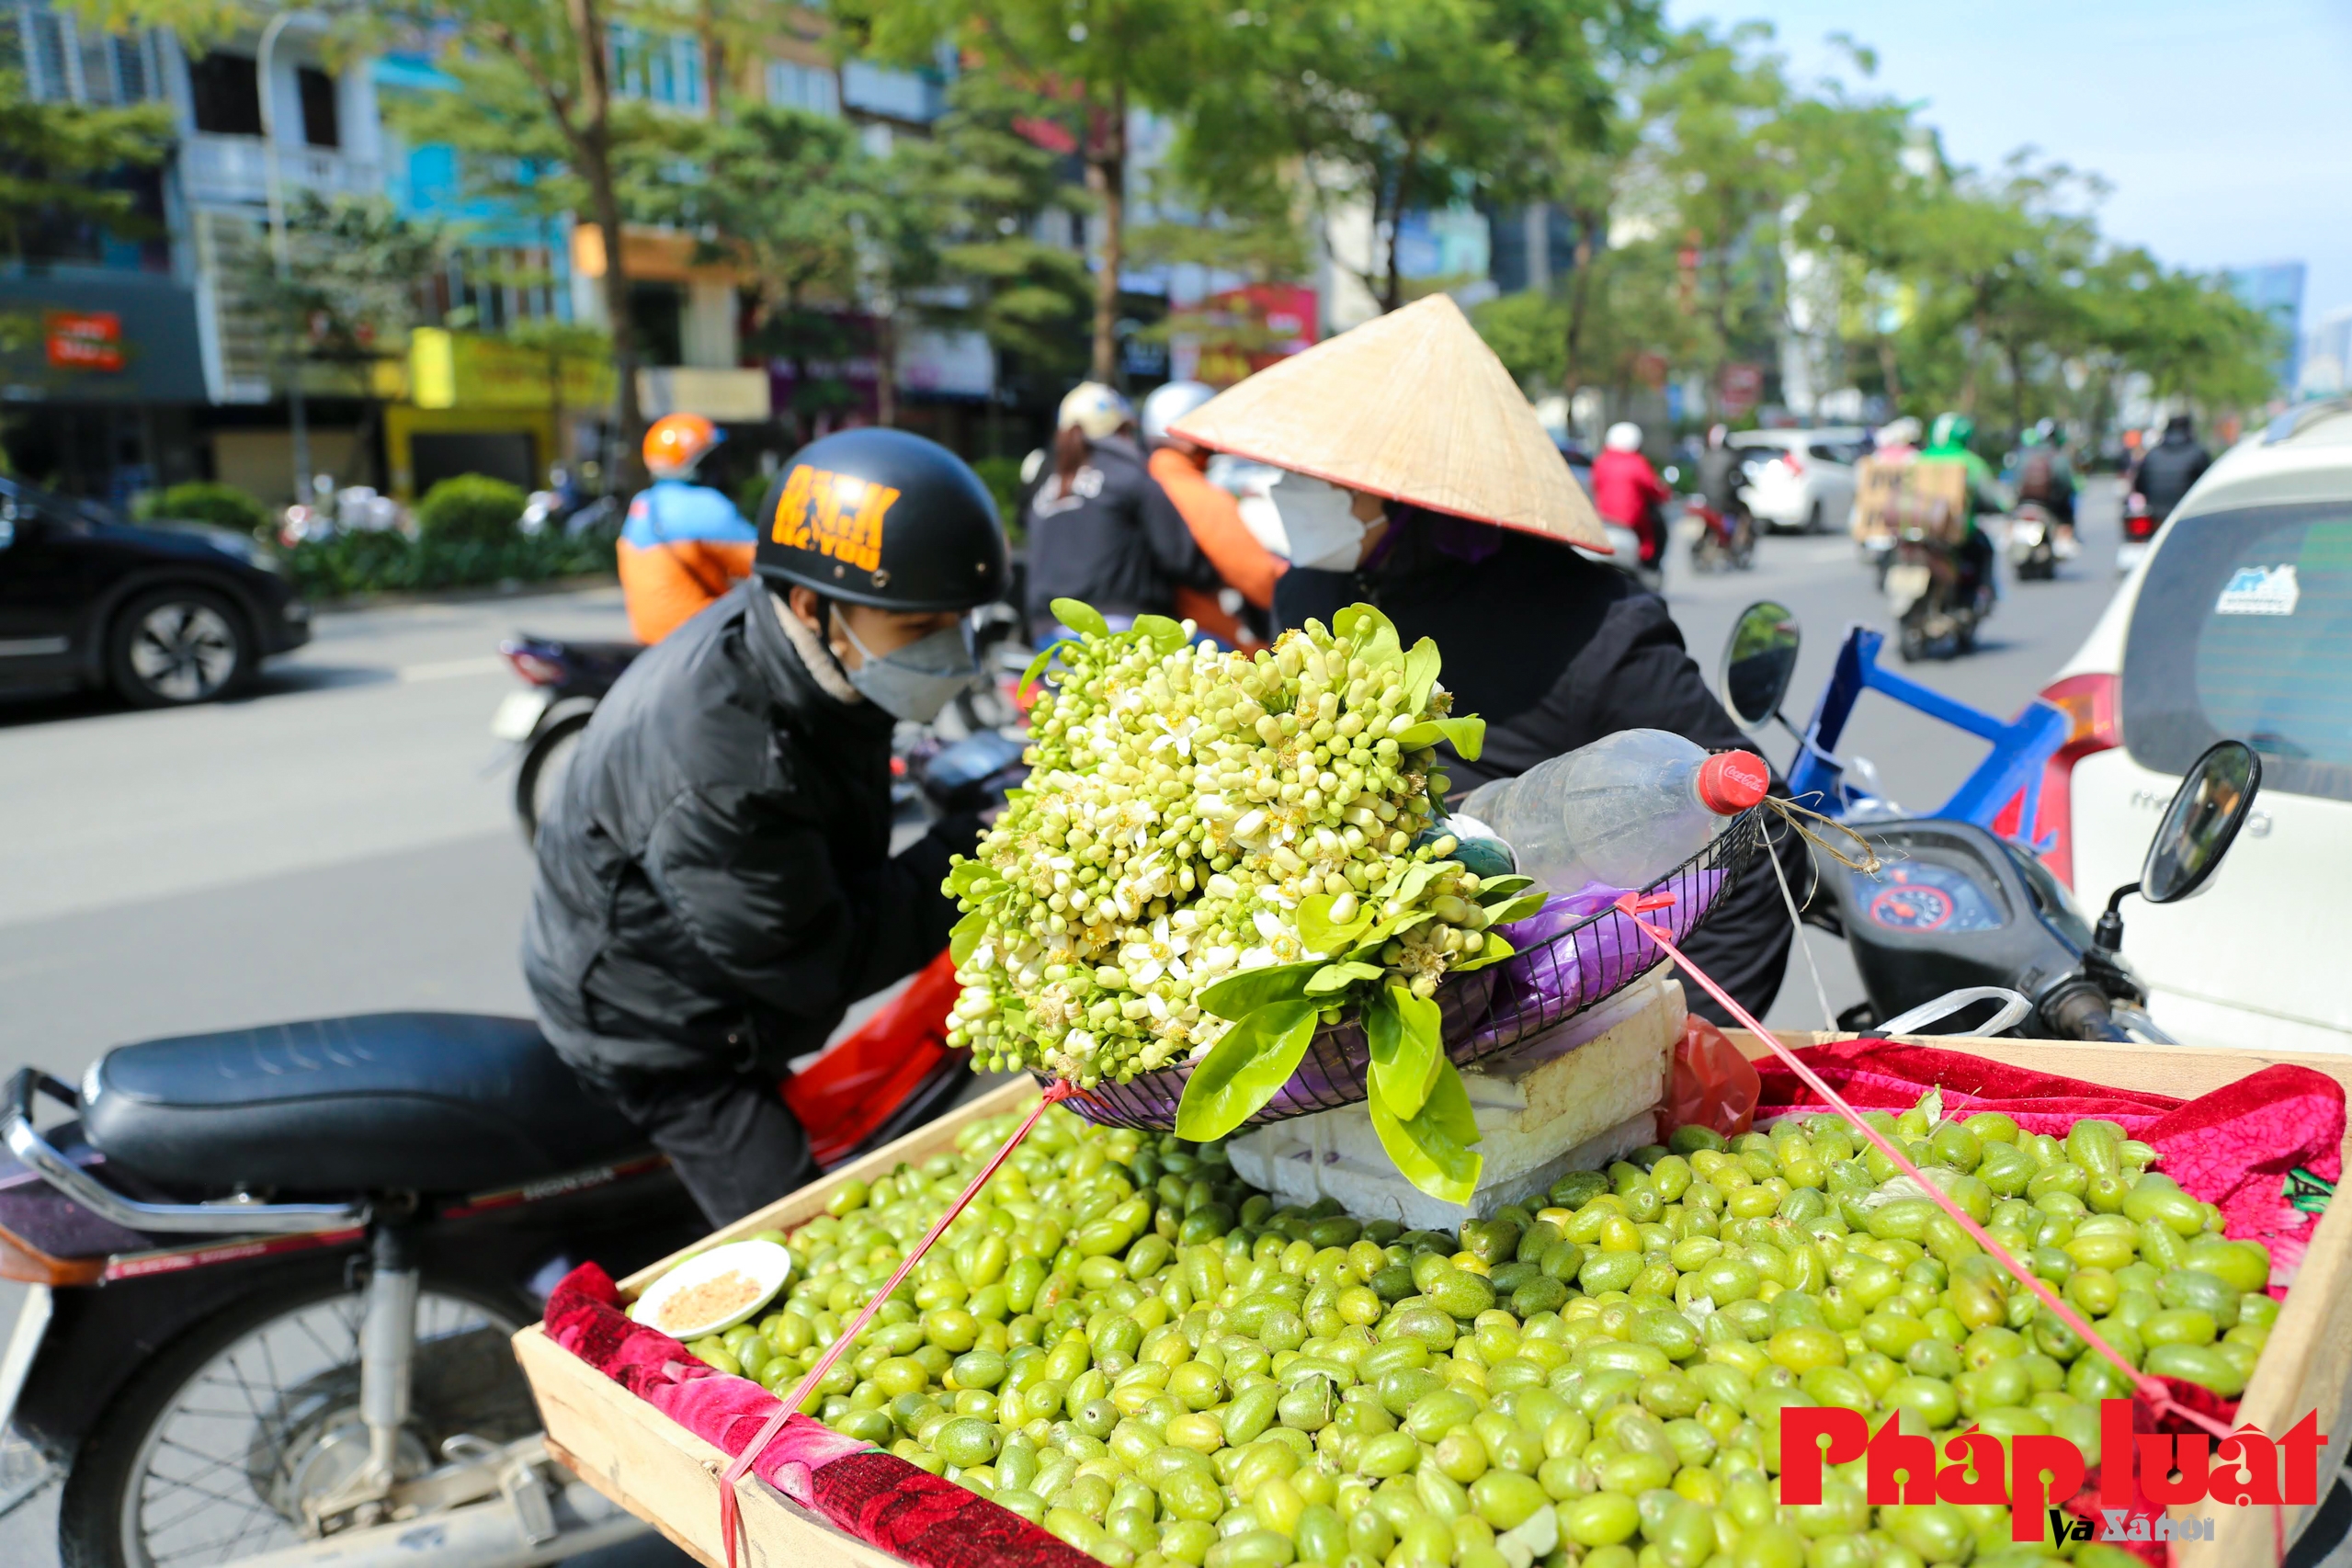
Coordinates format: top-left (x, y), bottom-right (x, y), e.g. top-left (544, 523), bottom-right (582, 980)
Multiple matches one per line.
top-left (1054, 807), bottom-right (1765, 1132)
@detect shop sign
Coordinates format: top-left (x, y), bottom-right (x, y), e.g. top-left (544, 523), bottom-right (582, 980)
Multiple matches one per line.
top-left (45, 311), bottom-right (123, 371)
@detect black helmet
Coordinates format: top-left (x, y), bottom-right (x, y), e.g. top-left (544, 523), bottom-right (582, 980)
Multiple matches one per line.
top-left (753, 427), bottom-right (1008, 611)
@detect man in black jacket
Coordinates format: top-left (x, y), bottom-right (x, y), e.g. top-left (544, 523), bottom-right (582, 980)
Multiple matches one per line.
top-left (524, 429), bottom-right (1009, 1224)
top-left (2133, 414), bottom-right (2213, 522)
top-left (1024, 382), bottom-right (1216, 640)
top-left (1278, 511), bottom-right (1808, 1023)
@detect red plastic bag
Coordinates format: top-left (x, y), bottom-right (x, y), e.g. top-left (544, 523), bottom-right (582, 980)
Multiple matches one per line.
top-left (781, 950), bottom-right (962, 1169)
top-left (1667, 1014), bottom-right (1760, 1138)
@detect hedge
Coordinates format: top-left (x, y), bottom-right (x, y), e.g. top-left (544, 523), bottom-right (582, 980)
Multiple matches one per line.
top-left (415, 474), bottom-right (528, 546)
top-left (278, 523), bottom-right (616, 600)
top-left (138, 482), bottom-right (269, 535)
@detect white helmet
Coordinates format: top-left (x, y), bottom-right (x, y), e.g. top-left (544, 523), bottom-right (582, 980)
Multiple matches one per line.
top-left (1876, 416), bottom-right (1922, 448)
top-left (1141, 381), bottom-right (1217, 446)
top-left (1057, 381), bottom-right (1134, 439)
top-left (1604, 422), bottom-right (1643, 452)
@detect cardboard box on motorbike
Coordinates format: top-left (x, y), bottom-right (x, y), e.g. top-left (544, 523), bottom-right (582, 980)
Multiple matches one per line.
top-left (516, 1027), bottom-right (2352, 1568)
top-left (1854, 454), bottom-right (1971, 545)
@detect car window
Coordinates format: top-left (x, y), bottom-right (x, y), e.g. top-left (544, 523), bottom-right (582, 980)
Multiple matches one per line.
top-left (1807, 443), bottom-right (1846, 464)
top-left (2122, 504), bottom-right (2352, 802)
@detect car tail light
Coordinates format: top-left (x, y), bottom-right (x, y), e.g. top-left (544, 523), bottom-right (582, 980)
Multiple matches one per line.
top-left (1780, 449), bottom-right (1805, 476)
top-left (2031, 671), bottom-right (2120, 887)
top-left (502, 646), bottom-right (565, 687)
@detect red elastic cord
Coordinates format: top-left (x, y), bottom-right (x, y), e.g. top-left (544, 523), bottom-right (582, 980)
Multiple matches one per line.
top-left (717, 1079), bottom-right (1082, 1568)
top-left (1612, 892), bottom-right (2236, 1445)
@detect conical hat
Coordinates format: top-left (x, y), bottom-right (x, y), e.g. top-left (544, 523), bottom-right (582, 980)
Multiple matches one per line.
top-left (1169, 293), bottom-right (1607, 549)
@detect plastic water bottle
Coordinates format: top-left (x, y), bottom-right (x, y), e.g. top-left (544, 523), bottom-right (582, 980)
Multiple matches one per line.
top-left (1458, 729), bottom-right (1769, 892)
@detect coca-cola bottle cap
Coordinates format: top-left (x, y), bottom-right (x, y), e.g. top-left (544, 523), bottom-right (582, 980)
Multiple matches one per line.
top-left (1699, 751), bottom-right (1770, 813)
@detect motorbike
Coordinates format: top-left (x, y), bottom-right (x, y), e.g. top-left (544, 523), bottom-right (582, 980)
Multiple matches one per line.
top-left (2002, 502), bottom-right (2060, 581)
top-left (0, 974), bottom-right (992, 1565)
top-left (495, 603), bottom-right (1030, 843)
top-left (1714, 600), bottom-right (2263, 1043)
top-left (1715, 599), bottom-right (2069, 844)
top-left (1882, 526), bottom-right (1994, 661)
top-left (1686, 496), bottom-right (1755, 574)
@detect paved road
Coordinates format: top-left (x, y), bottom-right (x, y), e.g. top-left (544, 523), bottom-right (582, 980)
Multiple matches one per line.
top-left (0, 486), bottom-right (2130, 1564)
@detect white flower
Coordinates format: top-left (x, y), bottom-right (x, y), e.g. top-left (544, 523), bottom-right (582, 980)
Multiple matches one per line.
top-left (1150, 714), bottom-right (1202, 758)
top-left (1253, 909), bottom-right (1287, 942)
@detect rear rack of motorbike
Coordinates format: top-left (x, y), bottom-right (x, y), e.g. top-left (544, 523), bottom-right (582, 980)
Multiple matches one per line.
top-left (3, 1069), bottom-right (368, 1236)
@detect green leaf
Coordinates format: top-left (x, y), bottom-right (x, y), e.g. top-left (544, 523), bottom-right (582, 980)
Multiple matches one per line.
top-left (1051, 598), bottom-right (1109, 639)
top-left (1197, 958), bottom-right (1325, 1021)
top-left (1403, 638), bottom-right (1442, 711)
top-left (1483, 892), bottom-right (1551, 926)
top-left (948, 908), bottom-right (989, 966)
top-left (946, 859), bottom-right (994, 898)
top-left (1472, 875), bottom-right (1536, 905)
top-left (1175, 1000), bottom-right (1323, 1141)
top-left (1305, 960), bottom-right (1383, 996)
top-left (1366, 980), bottom-right (1444, 1121)
top-left (1399, 716), bottom-right (1488, 761)
top-left (1367, 1058), bottom-right (1484, 1204)
top-left (1131, 614), bottom-right (1187, 652)
top-left (1334, 603), bottom-right (1403, 669)
top-left (1296, 892), bottom-right (1377, 955)
top-left (1017, 644), bottom-right (1057, 698)
top-left (1449, 932), bottom-right (1517, 972)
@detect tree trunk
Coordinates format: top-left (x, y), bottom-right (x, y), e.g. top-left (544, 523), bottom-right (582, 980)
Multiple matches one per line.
top-left (1958, 297), bottom-right (1987, 415)
top-left (565, 0), bottom-right (642, 485)
top-left (874, 308), bottom-right (898, 428)
top-left (1875, 335), bottom-right (1902, 410)
top-left (1083, 82), bottom-right (1127, 384)
top-left (1382, 145), bottom-right (1422, 314)
top-left (1562, 214), bottom-right (1597, 395)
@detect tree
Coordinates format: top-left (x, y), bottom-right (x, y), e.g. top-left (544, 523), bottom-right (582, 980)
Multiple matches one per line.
top-left (838, 0), bottom-right (1204, 384)
top-left (1181, 0), bottom-right (1616, 317)
top-left (0, 65), bottom-right (171, 263)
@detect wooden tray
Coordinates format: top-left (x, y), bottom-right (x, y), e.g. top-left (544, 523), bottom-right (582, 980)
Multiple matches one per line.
top-left (516, 1038), bottom-right (2352, 1568)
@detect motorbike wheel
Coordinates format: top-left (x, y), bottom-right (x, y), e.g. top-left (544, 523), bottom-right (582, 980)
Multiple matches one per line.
top-left (59, 1274), bottom-right (538, 1568)
top-left (516, 711), bottom-right (593, 844)
top-left (1898, 620), bottom-right (1929, 663)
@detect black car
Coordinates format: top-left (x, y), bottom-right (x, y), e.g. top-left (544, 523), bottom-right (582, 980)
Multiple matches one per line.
top-left (0, 474), bottom-right (310, 707)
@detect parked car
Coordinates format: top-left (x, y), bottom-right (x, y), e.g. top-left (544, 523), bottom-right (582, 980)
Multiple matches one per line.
top-left (0, 475), bottom-right (310, 707)
top-left (2037, 397), bottom-right (2352, 1053)
top-left (1728, 426), bottom-right (1869, 533)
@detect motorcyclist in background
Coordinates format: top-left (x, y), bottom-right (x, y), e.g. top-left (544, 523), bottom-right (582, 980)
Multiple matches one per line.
top-left (1023, 382), bottom-right (1216, 642)
top-left (1140, 380), bottom-right (1287, 647)
top-left (1591, 421), bottom-right (1674, 574)
top-left (1695, 424), bottom-right (1754, 558)
top-left (2010, 419), bottom-right (2079, 553)
top-left (2133, 413), bottom-right (2214, 523)
top-left (526, 429), bottom-right (1007, 1224)
top-left (1920, 411), bottom-right (2008, 605)
top-left (618, 414), bottom-right (759, 645)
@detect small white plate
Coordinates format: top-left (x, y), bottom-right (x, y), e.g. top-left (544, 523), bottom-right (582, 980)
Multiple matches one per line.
top-left (632, 1240), bottom-right (794, 1341)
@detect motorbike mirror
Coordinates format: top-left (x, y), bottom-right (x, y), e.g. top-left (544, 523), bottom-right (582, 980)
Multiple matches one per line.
top-left (1719, 600), bottom-right (1801, 734)
top-left (2142, 740), bottom-right (2262, 904)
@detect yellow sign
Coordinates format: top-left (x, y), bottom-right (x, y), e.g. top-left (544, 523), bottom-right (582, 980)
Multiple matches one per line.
top-left (770, 464), bottom-right (900, 574)
top-left (408, 328), bottom-right (615, 412)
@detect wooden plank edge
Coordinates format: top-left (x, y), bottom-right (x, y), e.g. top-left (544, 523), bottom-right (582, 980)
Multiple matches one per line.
top-left (620, 1076), bottom-right (1040, 1296)
top-left (518, 1323), bottom-right (905, 1568)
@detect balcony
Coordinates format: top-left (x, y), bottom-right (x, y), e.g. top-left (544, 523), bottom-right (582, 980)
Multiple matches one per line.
top-left (181, 134), bottom-right (381, 208)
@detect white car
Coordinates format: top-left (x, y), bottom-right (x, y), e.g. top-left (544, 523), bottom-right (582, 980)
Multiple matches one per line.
top-left (1727, 427), bottom-right (1869, 533)
top-left (2039, 398), bottom-right (2352, 1053)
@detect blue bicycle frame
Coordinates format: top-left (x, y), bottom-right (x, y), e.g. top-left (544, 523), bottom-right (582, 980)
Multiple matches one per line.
top-left (1785, 625), bottom-right (2068, 852)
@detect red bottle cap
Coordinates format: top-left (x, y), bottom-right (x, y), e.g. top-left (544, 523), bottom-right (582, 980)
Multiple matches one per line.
top-left (1698, 751), bottom-right (1770, 813)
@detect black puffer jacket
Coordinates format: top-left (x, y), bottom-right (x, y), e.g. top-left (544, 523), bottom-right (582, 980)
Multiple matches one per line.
top-left (1024, 433), bottom-right (1211, 635)
top-left (1278, 517), bottom-right (1807, 1023)
top-left (523, 579), bottom-right (972, 1083)
top-left (2134, 426), bottom-right (2212, 521)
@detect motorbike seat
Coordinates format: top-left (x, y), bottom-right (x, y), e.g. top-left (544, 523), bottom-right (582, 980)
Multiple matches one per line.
top-left (81, 1014), bottom-right (650, 1198)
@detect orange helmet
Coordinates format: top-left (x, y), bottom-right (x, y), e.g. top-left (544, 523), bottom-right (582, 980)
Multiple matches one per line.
top-left (643, 413), bottom-right (722, 479)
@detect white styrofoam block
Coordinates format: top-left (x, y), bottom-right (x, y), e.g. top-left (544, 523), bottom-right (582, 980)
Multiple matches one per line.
top-left (1229, 968), bottom-right (1687, 1232)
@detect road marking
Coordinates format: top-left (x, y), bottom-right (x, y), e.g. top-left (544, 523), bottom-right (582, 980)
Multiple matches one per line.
top-left (398, 656), bottom-right (506, 683)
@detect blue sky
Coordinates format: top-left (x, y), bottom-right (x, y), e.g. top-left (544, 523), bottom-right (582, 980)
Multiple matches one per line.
top-left (1666, 0), bottom-right (2352, 334)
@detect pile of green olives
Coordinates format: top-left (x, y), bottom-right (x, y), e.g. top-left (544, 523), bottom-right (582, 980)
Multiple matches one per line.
top-left (665, 1091), bottom-right (2276, 1568)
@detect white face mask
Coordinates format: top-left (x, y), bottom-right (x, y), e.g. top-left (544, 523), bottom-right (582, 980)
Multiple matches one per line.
top-left (1269, 472), bottom-right (1368, 571)
top-left (835, 614), bottom-right (979, 724)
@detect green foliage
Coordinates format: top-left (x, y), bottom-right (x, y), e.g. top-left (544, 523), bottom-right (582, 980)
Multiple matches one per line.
top-left (0, 66), bottom-right (172, 263)
top-left (971, 457), bottom-right (1027, 540)
top-left (277, 527), bottom-right (615, 601)
top-left (414, 474), bottom-right (528, 548)
top-left (238, 192), bottom-right (449, 369)
top-left (136, 482), bottom-right (267, 536)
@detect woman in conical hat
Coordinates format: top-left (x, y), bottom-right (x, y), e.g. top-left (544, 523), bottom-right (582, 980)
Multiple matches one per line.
top-left (1170, 294), bottom-right (1806, 1024)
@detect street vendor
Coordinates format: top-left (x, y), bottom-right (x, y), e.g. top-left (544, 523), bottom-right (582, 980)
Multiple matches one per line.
top-left (523, 428), bottom-right (1008, 1225)
top-left (1170, 295), bottom-right (1808, 1023)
